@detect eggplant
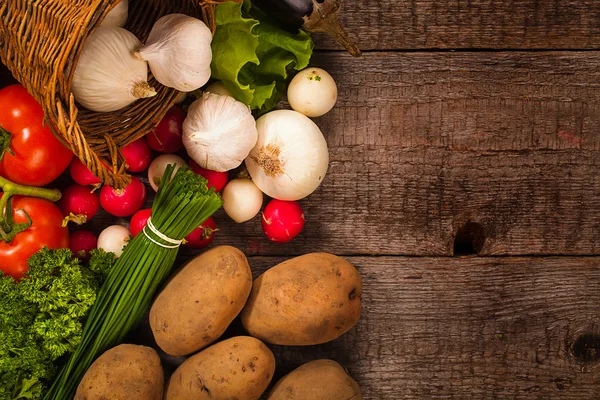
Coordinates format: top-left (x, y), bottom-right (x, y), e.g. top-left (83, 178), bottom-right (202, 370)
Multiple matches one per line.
top-left (252, 0), bottom-right (361, 57)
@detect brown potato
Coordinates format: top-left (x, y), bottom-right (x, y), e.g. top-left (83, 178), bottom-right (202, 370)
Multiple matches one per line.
top-left (267, 359), bottom-right (362, 400)
top-left (240, 253), bottom-right (362, 345)
top-left (74, 344), bottom-right (163, 400)
top-left (165, 336), bottom-right (275, 400)
top-left (150, 245), bottom-right (252, 356)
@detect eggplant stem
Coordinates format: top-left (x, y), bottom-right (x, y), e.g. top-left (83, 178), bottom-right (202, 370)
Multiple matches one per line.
top-left (304, 0), bottom-right (361, 57)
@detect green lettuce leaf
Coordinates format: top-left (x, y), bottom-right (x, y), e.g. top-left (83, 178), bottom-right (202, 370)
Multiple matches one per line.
top-left (211, 0), bottom-right (314, 112)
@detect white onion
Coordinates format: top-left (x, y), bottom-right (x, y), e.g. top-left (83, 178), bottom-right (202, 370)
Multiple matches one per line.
top-left (222, 179), bottom-right (263, 223)
top-left (245, 110), bottom-right (329, 201)
top-left (148, 154), bottom-right (186, 191)
top-left (97, 225), bottom-right (130, 257)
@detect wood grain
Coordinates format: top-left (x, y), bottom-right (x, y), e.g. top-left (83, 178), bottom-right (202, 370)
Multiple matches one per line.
top-left (84, 52), bottom-right (600, 256)
top-left (215, 52), bottom-right (600, 256)
top-left (314, 0), bottom-right (600, 51)
top-left (146, 256), bottom-right (600, 399)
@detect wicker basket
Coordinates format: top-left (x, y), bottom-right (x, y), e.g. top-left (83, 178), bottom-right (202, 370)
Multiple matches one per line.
top-left (0, 0), bottom-right (227, 188)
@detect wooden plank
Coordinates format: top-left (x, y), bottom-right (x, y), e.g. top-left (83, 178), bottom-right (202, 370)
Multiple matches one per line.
top-left (314, 0), bottom-right (600, 51)
top-left (86, 52), bottom-right (600, 256)
top-left (214, 52), bottom-right (600, 256)
top-left (147, 256), bottom-right (600, 399)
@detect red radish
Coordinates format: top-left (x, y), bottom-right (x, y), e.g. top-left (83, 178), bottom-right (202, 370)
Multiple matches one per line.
top-left (99, 176), bottom-right (147, 217)
top-left (262, 199), bottom-right (305, 243)
top-left (69, 230), bottom-right (97, 260)
top-left (184, 217), bottom-right (217, 249)
top-left (59, 184), bottom-right (100, 225)
top-left (146, 105), bottom-right (185, 153)
top-left (189, 160), bottom-right (229, 192)
top-left (121, 138), bottom-right (152, 173)
top-left (130, 208), bottom-right (152, 237)
top-left (69, 158), bottom-right (101, 186)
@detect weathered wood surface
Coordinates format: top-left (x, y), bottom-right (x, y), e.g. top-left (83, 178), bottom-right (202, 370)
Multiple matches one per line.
top-left (146, 256), bottom-right (600, 399)
top-left (193, 52), bottom-right (599, 257)
top-left (314, 0), bottom-right (600, 51)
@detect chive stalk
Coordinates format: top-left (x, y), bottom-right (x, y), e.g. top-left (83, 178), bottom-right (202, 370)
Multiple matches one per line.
top-left (44, 165), bottom-right (223, 399)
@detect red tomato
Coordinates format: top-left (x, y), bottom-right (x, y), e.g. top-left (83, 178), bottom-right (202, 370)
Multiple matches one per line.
top-left (0, 85), bottom-right (73, 186)
top-left (189, 160), bottom-right (229, 192)
top-left (262, 200), bottom-right (305, 243)
top-left (184, 217), bottom-right (217, 249)
top-left (0, 196), bottom-right (69, 279)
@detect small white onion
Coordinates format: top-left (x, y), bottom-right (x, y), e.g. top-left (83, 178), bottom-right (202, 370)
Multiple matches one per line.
top-left (287, 67), bottom-right (338, 117)
top-left (183, 93), bottom-right (257, 172)
top-left (222, 179), bottom-right (263, 223)
top-left (100, 0), bottom-right (129, 28)
top-left (97, 225), bottom-right (130, 257)
top-left (148, 154), bottom-right (186, 191)
top-left (137, 14), bottom-right (212, 92)
top-left (245, 110), bottom-right (329, 201)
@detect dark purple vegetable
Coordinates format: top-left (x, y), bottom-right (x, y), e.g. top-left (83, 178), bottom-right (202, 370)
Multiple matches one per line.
top-left (253, 0), bottom-right (361, 57)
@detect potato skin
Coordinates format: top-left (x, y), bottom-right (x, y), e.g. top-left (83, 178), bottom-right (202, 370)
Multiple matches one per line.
top-left (240, 253), bottom-right (362, 345)
top-left (267, 359), bottom-right (362, 400)
top-left (74, 344), bottom-right (163, 400)
top-left (165, 336), bottom-right (275, 400)
top-left (150, 245), bottom-right (253, 356)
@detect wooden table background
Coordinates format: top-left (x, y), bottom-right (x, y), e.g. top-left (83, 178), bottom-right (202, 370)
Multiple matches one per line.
top-left (3, 1), bottom-right (600, 398)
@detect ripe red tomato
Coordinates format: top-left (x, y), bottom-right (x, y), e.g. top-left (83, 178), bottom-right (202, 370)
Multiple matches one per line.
top-left (0, 85), bottom-right (73, 186)
top-left (0, 196), bottom-right (69, 279)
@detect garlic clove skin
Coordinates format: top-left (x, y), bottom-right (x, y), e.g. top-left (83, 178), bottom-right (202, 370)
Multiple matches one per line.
top-left (72, 27), bottom-right (156, 112)
top-left (183, 93), bottom-right (258, 172)
top-left (137, 14), bottom-right (212, 92)
top-left (245, 110), bottom-right (329, 201)
top-left (100, 0), bottom-right (128, 28)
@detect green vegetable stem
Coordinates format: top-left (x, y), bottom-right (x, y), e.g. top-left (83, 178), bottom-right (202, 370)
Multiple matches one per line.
top-left (45, 165), bottom-right (222, 399)
top-left (0, 175), bottom-right (61, 243)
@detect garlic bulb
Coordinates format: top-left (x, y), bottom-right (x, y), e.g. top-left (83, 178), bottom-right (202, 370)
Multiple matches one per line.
top-left (72, 27), bottom-right (156, 112)
top-left (136, 14), bottom-right (212, 92)
top-left (183, 93), bottom-right (258, 172)
top-left (100, 0), bottom-right (128, 28)
top-left (245, 110), bottom-right (329, 201)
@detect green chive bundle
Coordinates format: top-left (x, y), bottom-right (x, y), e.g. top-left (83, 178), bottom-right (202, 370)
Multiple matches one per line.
top-left (45, 165), bottom-right (223, 399)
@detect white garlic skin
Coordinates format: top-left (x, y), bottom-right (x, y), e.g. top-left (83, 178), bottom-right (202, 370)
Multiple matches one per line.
top-left (205, 81), bottom-right (233, 97)
top-left (287, 67), bottom-right (338, 117)
top-left (72, 27), bottom-right (156, 112)
top-left (138, 14), bottom-right (212, 92)
top-left (245, 110), bottom-right (329, 201)
top-left (100, 0), bottom-right (128, 28)
top-left (183, 93), bottom-right (258, 172)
